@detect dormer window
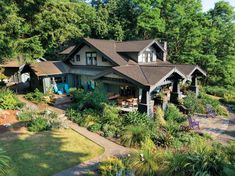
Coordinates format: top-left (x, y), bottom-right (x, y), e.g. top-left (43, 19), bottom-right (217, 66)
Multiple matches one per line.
top-left (86, 52), bottom-right (97, 65)
top-left (142, 51), bottom-right (153, 63)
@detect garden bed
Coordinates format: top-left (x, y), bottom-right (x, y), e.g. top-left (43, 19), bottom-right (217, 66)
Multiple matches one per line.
top-left (0, 110), bottom-right (27, 134)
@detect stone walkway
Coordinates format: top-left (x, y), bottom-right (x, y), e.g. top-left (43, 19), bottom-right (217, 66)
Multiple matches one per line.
top-left (194, 107), bottom-right (235, 143)
top-left (17, 95), bottom-right (131, 176)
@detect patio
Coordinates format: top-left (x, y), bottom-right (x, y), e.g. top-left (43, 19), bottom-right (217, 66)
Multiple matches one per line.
top-left (193, 114), bottom-right (230, 139)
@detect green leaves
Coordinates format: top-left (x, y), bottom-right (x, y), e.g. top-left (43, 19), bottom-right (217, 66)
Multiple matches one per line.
top-left (0, 148), bottom-right (10, 176)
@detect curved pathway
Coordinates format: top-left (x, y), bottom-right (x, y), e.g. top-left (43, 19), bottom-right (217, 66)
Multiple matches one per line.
top-left (17, 95), bottom-right (131, 175)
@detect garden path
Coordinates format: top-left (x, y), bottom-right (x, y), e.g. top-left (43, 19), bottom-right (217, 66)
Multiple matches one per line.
top-left (17, 95), bottom-right (131, 176)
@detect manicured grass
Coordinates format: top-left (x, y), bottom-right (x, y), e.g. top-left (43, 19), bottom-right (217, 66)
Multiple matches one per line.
top-left (0, 129), bottom-right (104, 176)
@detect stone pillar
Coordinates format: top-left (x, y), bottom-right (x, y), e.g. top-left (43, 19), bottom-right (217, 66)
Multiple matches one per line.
top-left (170, 81), bottom-right (180, 104)
top-left (190, 76), bottom-right (199, 97)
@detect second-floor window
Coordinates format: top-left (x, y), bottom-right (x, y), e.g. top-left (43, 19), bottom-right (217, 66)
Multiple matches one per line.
top-left (142, 51), bottom-right (153, 63)
top-left (86, 52), bottom-right (97, 65)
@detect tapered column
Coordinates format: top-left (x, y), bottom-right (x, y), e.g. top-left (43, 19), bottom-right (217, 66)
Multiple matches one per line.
top-left (190, 76), bottom-right (199, 97)
top-left (170, 81), bottom-right (180, 104)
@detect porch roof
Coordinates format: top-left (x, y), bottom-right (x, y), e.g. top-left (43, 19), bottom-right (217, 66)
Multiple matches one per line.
top-left (94, 64), bottom-right (186, 88)
top-left (29, 61), bottom-right (70, 77)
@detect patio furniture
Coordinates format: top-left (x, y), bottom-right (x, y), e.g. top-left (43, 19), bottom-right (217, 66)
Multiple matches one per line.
top-left (187, 116), bottom-right (200, 129)
top-left (206, 104), bottom-right (216, 118)
top-left (132, 98), bottom-right (138, 107)
top-left (117, 99), bottom-right (127, 107)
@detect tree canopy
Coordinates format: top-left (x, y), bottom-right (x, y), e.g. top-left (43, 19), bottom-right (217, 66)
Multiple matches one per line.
top-left (0, 0), bottom-right (234, 87)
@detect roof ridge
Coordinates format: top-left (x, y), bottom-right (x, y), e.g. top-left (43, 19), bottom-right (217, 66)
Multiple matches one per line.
top-left (138, 65), bottom-right (150, 85)
top-left (84, 37), bottom-right (115, 42)
top-left (116, 39), bottom-right (155, 43)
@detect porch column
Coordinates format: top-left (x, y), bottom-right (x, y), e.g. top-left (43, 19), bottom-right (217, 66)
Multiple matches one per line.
top-left (170, 80), bottom-right (180, 104)
top-left (190, 76), bottom-right (199, 97)
top-left (146, 90), bottom-right (154, 118)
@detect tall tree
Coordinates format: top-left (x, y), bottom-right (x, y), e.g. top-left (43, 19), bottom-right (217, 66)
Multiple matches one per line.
top-left (160, 0), bottom-right (203, 64)
top-left (0, 0), bottom-right (23, 63)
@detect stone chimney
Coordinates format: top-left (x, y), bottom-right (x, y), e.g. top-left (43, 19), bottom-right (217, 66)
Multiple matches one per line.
top-left (163, 41), bottom-right (167, 62)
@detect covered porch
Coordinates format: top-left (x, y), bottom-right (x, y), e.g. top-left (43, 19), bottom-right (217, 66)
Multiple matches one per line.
top-left (94, 64), bottom-right (206, 116)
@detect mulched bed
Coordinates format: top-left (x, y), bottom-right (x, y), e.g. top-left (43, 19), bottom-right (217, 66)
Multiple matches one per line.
top-left (0, 110), bottom-right (27, 134)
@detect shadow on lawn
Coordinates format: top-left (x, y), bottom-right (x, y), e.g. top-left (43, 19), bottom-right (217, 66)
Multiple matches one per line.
top-left (0, 128), bottom-right (93, 176)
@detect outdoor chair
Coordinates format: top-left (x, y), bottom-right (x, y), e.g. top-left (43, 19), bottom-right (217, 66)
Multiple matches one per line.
top-left (206, 104), bottom-right (216, 118)
top-left (187, 116), bottom-right (200, 129)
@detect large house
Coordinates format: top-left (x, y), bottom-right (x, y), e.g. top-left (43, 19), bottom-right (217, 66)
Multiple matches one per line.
top-left (26, 38), bottom-right (206, 116)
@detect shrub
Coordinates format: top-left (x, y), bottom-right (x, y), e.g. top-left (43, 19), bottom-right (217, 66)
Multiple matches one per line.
top-left (102, 124), bottom-right (118, 137)
top-left (102, 104), bottom-right (121, 126)
top-left (66, 108), bottom-right (83, 125)
top-left (28, 117), bottom-right (48, 132)
top-left (120, 125), bottom-right (151, 148)
top-left (166, 146), bottom-right (226, 176)
top-left (27, 110), bottom-right (65, 132)
top-left (165, 104), bottom-right (185, 123)
top-left (183, 92), bottom-right (229, 116)
top-left (164, 120), bottom-right (181, 137)
top-left (0, 89), bottom-right (24, 110)
top-left (87, 123), bottom-right (102, 133)
top-left (98, 157), bottom-right (125, 176)
top-left (70, 86), bottom-right (107, 111)
top-left (123, 111), bottom-right (152, 127)
top-left (151, 127), bottom-right (173, 147)
top-left (25, 89), bottom-right (47, 104)
top-left (83, 109), bottom-right (101, 127)
top-left (17, 110), bottom-right (35, 121)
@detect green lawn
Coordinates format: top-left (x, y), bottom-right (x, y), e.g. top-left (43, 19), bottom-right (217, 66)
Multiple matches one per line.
top-left (0, 129), bottom-right (104, 176)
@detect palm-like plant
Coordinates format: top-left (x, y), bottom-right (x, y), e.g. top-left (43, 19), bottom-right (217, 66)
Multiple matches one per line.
top-left (120, 125), bottom-right (150, 148)
top-left (0, 148), bottom-right (10, 175)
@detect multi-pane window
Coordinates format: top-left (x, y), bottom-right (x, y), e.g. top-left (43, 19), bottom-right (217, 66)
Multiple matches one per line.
top-left (142, 51), bottom-right (153, 63)
top-left (86, 52), bottom-right (97, 65)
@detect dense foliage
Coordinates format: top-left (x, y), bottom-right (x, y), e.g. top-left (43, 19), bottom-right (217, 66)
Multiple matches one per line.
top-left (183, 91), bottom-right (229, 116)
top-left (98, 141), bottom-right (235, 176)
top-left (17, 110), bottom-right (65, 132)
top-left (0, 148), bottom-right (10, 176)
top-left (0, 0), bottom-right (234, 88)
top-left (0, 89), bottom-right (24, 109)
top-left (24, 88), bottom-right (53, 104)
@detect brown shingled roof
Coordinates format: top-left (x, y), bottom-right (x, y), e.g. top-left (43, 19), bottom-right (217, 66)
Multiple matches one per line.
top-left (0, 60), bottom-right (22, 68)
top-left (30, 61), bottom-right (69, 77)
top-left (113, 64), bottom-right (185, 87)
top-left (59, 46), bottom-right (76, 55)
top-left (83, 38), bottom-right (128, 66)
top-left (116, 39), bottom-right (155, 52)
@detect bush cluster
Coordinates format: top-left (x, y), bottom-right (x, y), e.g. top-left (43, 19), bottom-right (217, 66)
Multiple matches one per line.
top-left (183, 91), bottom-right (229, 116)
top-left (0, 89), bottom-right (24, 109)
top-left (17, 110), bottom-right (65, 132)
top-left (67, 88), bottom-right (191, 149)
top-left (98, 141), bottom-right (235, 176)
top-left (25, 89), bottom-right (52, 104)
